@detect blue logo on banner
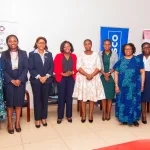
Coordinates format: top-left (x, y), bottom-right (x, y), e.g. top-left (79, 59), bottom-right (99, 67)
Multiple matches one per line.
top-left (100, 27), bottom-right (129, 58)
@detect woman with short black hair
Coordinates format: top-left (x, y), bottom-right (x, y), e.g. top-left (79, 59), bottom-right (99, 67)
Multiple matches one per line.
top-left (114, 43), bottom-right (145, 127)
top-left (138, 42), bottom-right (150, 124)
top-left (54, 41), bottom-right (77, 124)
top-left (1, 35), bottom-right (28, 134)
top-left (73, 39), bottom-right (105, 123)
top-left (29, 37), bottom-right (53, 128)
top-left (99, 39), bottom-right (118, 121)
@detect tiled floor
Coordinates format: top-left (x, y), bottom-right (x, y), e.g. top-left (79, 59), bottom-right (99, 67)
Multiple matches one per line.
top-left (0, 105), bottom-right (150, 150)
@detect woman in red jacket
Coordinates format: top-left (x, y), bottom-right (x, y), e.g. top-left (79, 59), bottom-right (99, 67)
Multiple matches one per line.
top-left (54, 41), bottom-right (77, 124)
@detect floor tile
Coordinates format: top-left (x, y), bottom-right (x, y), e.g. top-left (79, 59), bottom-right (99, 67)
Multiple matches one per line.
top-left (23, 138), bottom-right (69, 150)
top-left (0, 130), bottom-right (22, 149)
top-left (0, 145), bottom-right (23, 150)
top-left (53, 122), bottom-right (93, 137)
top-left (21, 125), bottom-right (59, 144)
top-left (94, 127), bottom-right (141, 145)
top-left (62, 133), bottom-right (107, 150)
top-left (0, 145), bottom-right (24, 150)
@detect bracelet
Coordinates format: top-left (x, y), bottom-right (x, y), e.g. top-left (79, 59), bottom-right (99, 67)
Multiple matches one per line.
top-left (115, 84), bottom-right (118, 87)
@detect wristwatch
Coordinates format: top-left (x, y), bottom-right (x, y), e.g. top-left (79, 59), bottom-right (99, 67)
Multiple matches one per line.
top-left (108, 71), bottom-right (111, 74)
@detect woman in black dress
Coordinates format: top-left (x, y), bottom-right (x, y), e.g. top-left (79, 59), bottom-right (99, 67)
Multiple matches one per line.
top-left (1, 35), bottom-right (28, 134)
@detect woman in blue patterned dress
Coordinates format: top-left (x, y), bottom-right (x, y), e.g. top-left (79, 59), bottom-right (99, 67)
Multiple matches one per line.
top-left (0, 58), bottom-right (7, 121)
top-left (113, 43), bottom-right (145, 127)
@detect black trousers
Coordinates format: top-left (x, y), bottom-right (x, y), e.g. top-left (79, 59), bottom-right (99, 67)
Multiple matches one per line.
top-left (57, 76), bottom-right (75, 119)
top-left (31, 82), bottom-right (52, 120)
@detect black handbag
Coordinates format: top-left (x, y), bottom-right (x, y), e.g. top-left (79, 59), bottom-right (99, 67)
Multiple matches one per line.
top-left (49, 76), bottom-right (58, 96)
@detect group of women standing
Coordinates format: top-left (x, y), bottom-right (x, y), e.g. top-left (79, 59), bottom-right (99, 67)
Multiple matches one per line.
top-left (0, 34), bottom-right (150, 134)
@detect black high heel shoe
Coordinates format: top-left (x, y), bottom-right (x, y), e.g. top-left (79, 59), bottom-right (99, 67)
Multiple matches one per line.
top-left (42, 122), bottom-right (47, 126)
top-left (81, 119), bottom-right (86, 123)
top-left (81, 116), bottom-right (86, 123)
top-left (89, 120), bottom-right (93, 123)
top-left (35, 121), bottom-right (41, 128)
top-left (8, 129), bottom-right (14, 134)
top-left (41, 120), bottom-right (48, 126)
top-left (8, 124), bottom-right (14, 134)
top-left (42, 122), bottom-right (47, 127)
top-left (106, 113), bottom-right (111, 121)
top-left (57, 119), bottom-right (62, 124)
top-left (102, 117), bottom-right (106, 121)
top-left (123, 122), bottom-right (127, 125)
top-left (89, 115), bottom-right (93, 123)
top-left (67, 118), bottom-right (72, 123)
top-left (15, 123), bottom-right (21, 132)
top-left (142, 120), bottom-right (147, 124)
top-left (35, 125), bottom-right (41, 128)
top-left (133, 121), bottom-right (139, 127)
top-left (102, 114), bottom-right (106, 121)
top-left (81, 114), bottom-right (86, 123)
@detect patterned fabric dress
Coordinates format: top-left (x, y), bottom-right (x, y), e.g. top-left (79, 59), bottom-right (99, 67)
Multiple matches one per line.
top-left (113, 56), bottom-right (144, 124)
top-left (0, 60), bottom-right (6, 121)
top-left (73, 52), bottom-right (105, 102)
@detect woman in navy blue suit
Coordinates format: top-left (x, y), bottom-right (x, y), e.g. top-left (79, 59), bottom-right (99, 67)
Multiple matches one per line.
top-left (29, 37), bottom-right (53, 128)
top-left (1, 35), bottom-right (28, 134)
top-left (138, 42), bottom-right (150, 124)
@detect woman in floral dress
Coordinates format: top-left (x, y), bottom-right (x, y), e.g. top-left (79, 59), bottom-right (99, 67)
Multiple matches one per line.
top-left (73, 39), bottom-right (105, 123)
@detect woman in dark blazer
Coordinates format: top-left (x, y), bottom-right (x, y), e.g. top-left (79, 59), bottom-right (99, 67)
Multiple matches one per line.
top-left (1, 35), bottom-right (28, 134)
top-left (54, 41), bottom-right (77, 124)
top-left (138, 42), bottom-right (150, 124)
top-left (29, 37), bottom-right (53, 128)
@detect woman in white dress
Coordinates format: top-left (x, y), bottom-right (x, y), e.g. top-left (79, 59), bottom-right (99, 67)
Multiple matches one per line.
top-left (73, 39), bottom-right (105, 123)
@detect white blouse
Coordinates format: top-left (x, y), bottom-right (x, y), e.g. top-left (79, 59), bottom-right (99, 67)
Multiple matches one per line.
top-left (143, 56), bottom-right (150, 71)
top-left (10, 52), bottom-right (18, 70)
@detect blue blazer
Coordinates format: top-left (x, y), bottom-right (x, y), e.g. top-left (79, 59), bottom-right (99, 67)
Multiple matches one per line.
top-left (1, 49), bottom-right (28, 84)
top-left (29, 50), bottom-right (54, 84)
top-left (137, 53), bottom-right (143, 62)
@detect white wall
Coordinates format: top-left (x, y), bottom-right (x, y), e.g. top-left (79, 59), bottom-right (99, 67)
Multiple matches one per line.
top-left (1, 0), bottom-right (150, 107)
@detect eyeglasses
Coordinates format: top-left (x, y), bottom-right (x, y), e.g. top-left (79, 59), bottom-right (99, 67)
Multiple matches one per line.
top-left (37, 42), bottom-right (46, 45)
top-left (124, 49), bottom-right (132, 51)
top-left (143, 46), bottom-right (150, 49)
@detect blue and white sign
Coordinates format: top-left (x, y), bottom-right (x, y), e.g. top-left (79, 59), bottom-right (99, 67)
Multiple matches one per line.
top-left (100, 27), bottom-right (129, 58)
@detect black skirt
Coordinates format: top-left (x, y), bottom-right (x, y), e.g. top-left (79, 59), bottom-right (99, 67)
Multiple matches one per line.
top-left (4, 69), bottom-right (26, 107)
top-left (142, 71), bottom-right (150, 102)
